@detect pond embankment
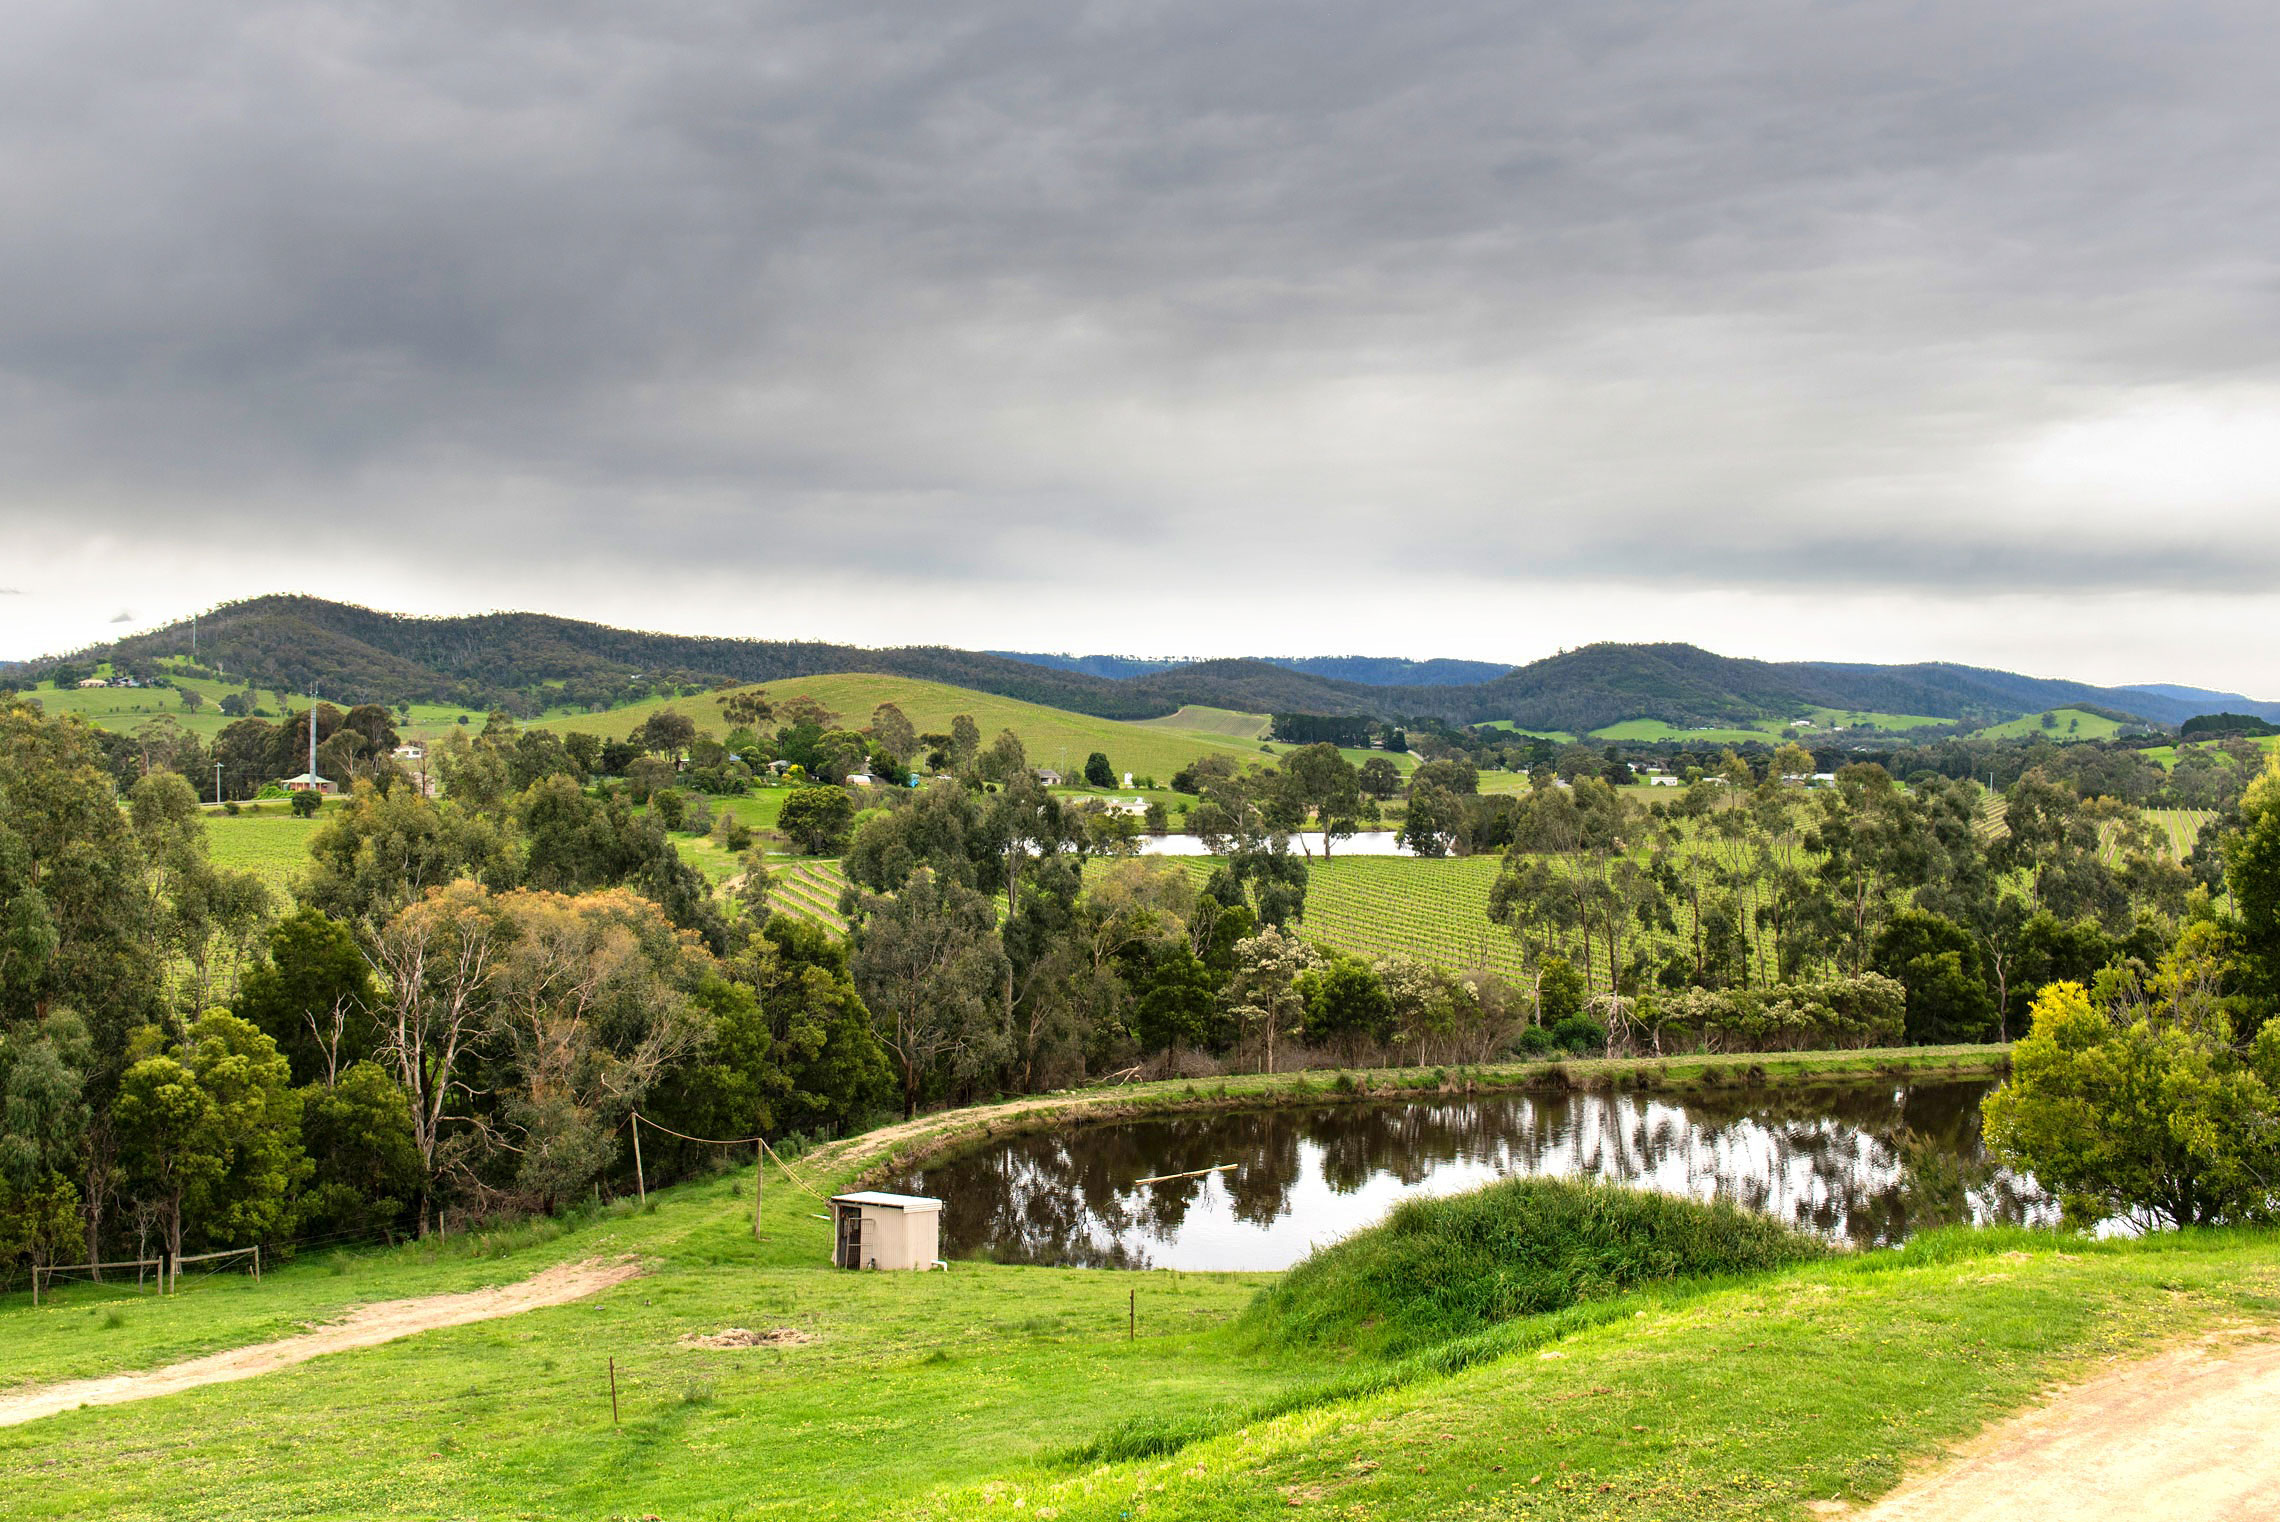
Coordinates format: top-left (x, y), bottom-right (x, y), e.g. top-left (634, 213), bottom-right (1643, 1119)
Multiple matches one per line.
top-left (807, 1043), bottom-right (2011, 1191)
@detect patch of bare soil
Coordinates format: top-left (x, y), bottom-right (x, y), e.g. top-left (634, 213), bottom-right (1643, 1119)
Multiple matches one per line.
top-left (678, 1326), bottom-right (815, 1349)
top-left (1827, 1328), bottom-right (2280, 1522)
top-left (0, 1256), bottom-right (642, 1428)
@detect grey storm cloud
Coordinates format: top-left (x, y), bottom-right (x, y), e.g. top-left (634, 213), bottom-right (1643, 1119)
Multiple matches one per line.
top-left (3, 0), bottom-right (2278, 601)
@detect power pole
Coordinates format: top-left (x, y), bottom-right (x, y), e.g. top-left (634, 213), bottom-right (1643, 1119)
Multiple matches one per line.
top-left (215, 761), bottom-right (223, 807)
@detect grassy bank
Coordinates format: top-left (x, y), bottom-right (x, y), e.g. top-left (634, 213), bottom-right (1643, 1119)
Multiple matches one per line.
top-left (22, 1045), bottom-right (2273, 1522)
top-left (820, 1044), bottom-right (2012, 1186)
top-left (914, 1225), bottom-right (2280, 1521)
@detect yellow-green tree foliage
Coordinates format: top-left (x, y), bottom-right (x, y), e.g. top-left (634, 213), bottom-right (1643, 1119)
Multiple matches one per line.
top-left (1982, 927), bottom-right (2280, 1228)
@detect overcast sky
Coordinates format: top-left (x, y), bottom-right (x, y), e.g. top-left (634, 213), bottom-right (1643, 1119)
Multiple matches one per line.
top-left (3, 0), bottom-right (2277, 693)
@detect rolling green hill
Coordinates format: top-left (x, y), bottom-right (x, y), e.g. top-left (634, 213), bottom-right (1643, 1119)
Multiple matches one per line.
top-left (523, 673), bottom-right (1285, 783)
top-left (32, 594), bottom-right (2265, 741)
top-left (1974, 708), bottom-right (2128, 742)
top-left (1130, 704), bottom-right (1272, 740)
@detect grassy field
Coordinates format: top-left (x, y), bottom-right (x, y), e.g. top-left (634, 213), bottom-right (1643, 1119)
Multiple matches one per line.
top-left (1132, 705), bottom-right (1273, 740)
top-left (526, 674), bottom-right (1279, 784)
top-left (1587, 718), bottom-right (1778, 746)
top-left (1477, 721), bottom-right (1579, 743)
top-left (1975, 707), bottom-right (2128, 742)
top-left (2140, 734), bottom-right (2280, 770)
top-left (23, 665), bottom-right (476, 741)
top-left (1579, 708), bottom-right (1948, 746)
top-left (2, 1059), bottom-right (2273, 1522)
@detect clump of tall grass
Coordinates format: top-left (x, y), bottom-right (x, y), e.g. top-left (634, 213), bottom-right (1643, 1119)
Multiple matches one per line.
top-left (1244, 1177), bottom-right (1825, 1358)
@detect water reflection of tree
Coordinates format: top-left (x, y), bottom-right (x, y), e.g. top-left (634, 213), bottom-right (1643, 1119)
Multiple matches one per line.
top-left (895, 1079), bottom-right (2047, 1265)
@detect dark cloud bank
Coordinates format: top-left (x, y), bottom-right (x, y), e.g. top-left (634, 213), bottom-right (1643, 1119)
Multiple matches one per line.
top-left (2, 1), bottom-right (2276, 677)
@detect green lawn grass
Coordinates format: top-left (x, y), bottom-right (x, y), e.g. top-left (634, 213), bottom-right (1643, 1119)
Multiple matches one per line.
top-left (0, 1159), bottom-right (1290, 1522)
top-left (3, 1079), bottom-right (2273, 1522)
top-left (928, 1225), bottom-right (2280, 1521)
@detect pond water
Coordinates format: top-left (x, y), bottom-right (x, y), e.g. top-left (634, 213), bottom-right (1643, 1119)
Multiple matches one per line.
top-left (888, 1079), bottom-right (2051, 1270)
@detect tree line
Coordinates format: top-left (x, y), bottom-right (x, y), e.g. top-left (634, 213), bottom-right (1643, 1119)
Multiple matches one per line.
top-left (9, 685), bottom-right (2278, 1281)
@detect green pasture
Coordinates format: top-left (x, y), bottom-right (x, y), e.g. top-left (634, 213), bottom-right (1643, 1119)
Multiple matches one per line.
top-left (1567, 709), bottom-right (1947, 747)
top-left (1131, 704), bottom-right (1272, 740)
top-left (1475, 721), bottom-right (1578, 743)
top-left (25, 682), bottom-right (234, 738)
top-left (1586, 718), bottom-right (1776, 745)
top-left (1796, 705), bottom-right (1950, 732)
top-left (21, 665), bottom-right (479, 743)
top-left (2140, 734), bottom-right (2280, 771)
top-left (1975, 707), bottom-right (2127, 742)
top-left (525, 673), bottom-right (1276, 784)
top-left (2, 1074), bottom-right (2275, 1522)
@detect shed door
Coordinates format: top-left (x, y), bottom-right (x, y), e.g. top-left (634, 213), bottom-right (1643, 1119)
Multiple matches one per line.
top-left (835, 1206), bottom-right (864, 1269)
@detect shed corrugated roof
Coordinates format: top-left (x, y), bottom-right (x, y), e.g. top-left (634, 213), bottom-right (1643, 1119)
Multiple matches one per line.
top-left (831, 1191), bottom-right (942, 1212)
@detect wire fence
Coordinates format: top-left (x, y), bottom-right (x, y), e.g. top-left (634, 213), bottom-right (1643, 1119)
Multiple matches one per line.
top-left (29, 1256), bottom-right (164, 1306)
top-left (24, 1246), bottom-right (264, 1306)
top-left (174, 1245), bottom-right (262, 1283)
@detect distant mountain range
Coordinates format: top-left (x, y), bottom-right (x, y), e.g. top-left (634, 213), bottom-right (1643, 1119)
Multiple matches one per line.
top-left (12, 594), bottom-right (2278, 734)
top-left (990, 652), bottom-right (1515, 687)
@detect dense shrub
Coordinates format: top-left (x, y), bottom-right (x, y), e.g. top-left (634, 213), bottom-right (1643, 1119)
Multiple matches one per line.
top-left (1245, 1177), bottom-right (1824, 1356)
top-left (1549, 1014), bottom-right (1607, 1055)
top-left (1613, 973), bottom-right (1906, 1055)
top-left (1983, 930), bottom-right (2280, 1228)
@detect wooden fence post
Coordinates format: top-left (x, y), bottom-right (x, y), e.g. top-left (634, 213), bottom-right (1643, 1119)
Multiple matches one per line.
top-left (1129, 1288), bottom-right (1135, 1341)
top-left (609, 1356), bottom-right (620, 1427)
top-left (754, 1141), bottom-right (764, 1242)
top-left (631, 1113), bottom-right (647, 1206)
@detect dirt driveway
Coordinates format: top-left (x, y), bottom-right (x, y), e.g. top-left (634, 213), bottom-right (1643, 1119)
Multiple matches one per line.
top-left (1835, 1328), bottom-right (2280, 1521)
top-left (0, 1256), bottom-right (641, 1428)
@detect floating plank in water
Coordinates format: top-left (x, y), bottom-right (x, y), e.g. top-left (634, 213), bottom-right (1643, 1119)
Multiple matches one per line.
top-left (1133, 1163), bottom-right (1236, 1186)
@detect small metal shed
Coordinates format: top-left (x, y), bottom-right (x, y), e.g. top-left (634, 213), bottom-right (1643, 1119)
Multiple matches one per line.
top-left (829, 1191), bottom-right (943, 1271)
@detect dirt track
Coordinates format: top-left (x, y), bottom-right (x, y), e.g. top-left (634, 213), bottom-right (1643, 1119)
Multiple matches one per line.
top-left (1837, 1328), bottom-right (2280, 1521)
top-left (0, 1257), bottom-right (641, 1428)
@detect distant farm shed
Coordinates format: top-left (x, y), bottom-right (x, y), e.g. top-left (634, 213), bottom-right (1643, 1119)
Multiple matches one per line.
top-left (829, 1192), bottom-right (943, 1271)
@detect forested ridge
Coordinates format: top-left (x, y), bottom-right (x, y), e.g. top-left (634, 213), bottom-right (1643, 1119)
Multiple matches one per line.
top-left (18, 594), bottom-right (2272, 732)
